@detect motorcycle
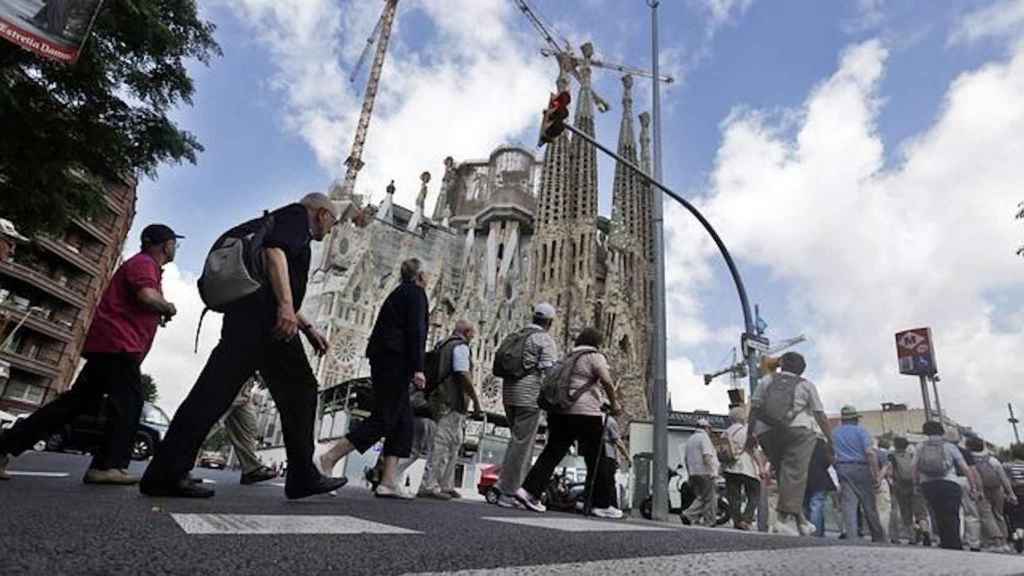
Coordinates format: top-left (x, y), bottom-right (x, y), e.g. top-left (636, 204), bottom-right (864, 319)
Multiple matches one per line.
top-left (640, 466), bottom-right (731, 526)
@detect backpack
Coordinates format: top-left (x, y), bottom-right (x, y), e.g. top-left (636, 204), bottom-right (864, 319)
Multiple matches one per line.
top-left (975, 456), bottom-right (1003, 490)
top-left (757, 372), bottom-right (801, 428)
top-left (917, 439), bottom-right (950, 477)
top-left (194, 212), bottom-right (276, 352)
top-left (537, 350), bottom-right (599, 412)
top-left (492, 326), bottom-right (542, 380)
top-left (409, 383), bottom-right (432, 419)
top-left (717, 441), bottom-right (737, 468)
top-left (423, 336), bottom-right (463, 395)
top-left (889, 451), bottom-right (915, 486)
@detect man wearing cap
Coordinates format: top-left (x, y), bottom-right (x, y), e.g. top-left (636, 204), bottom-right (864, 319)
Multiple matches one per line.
top-left (141, 193), bottom-right (365, 499)
top-left (0, 218), bottom-right (30, 263)
top-left (0, 224), bottom-right (180, 483)
top-left (493, 302), bottom-right (559, 508)
top-left (682, 418), bottom-right (720, 526)
top-left (832, 404), bottom-right (885, 542)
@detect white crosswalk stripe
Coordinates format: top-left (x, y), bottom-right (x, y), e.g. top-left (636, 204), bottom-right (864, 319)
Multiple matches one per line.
top-left (481, 516), bottom-right (675, 532)
top-left (402, 546), bottom-right (1024, 576)
top-left (6, 471), bottom-right (70, 477)
top-left (171, 513), bottom-right (421, 535)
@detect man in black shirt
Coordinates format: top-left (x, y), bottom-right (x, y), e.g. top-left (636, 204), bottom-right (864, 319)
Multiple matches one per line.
top-left (140, 193), bottom-right (369, 499)
top-left (319, 258), bottom-right (429, 499)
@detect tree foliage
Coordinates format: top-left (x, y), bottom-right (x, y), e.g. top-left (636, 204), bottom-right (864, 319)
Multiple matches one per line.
top-left (140, 372), bottom-right (158, 403)
top-left (0, 0), bottom-right (221, 235)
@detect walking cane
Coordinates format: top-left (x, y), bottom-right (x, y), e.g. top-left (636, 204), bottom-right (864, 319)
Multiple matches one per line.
top-left (584, 403), bottom-right (613, 517)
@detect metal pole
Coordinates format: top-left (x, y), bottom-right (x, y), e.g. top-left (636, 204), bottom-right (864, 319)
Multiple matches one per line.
top-left (1008, 403), bottom-right (1020, 445)
top-left (919, 374), bottom-right (933, 423)
top-left (647, 0), bottom-right (669, 523)
top-left (930, 376), bottom-right (943, 423)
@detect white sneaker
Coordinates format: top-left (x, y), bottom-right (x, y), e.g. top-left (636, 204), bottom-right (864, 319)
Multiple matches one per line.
top-left (592, 506), bottom-right (624, 519)
top-left (772, 515), bottom-right (801, 536)
top-left (496, 494), bottom-right (521, 509)
top-left (514, 487), bottom-right (546, 513)
top-left (375, 483), bottom-right (414, 500)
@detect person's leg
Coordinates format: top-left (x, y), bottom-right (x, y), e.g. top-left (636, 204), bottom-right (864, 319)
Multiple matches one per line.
top-left (777, 428), bottom-right (816, 518)
top-left (97, 355), bottom-right (144, 472)
top-left (223, 398), bottom-right (263, 475)
top-left (726, 473), bottom-right (742, 526)
top-left (0, 358), bottom-right (104, 458)
top-left (575, 415), bottom-right (611, 510)
top-left (441, 413), bottom-right (465, 492)
top-left (837, 468), bottom-right (860, 540)
top-left (990, 488), bottom-right (1008, 542)
top-left (521, 413), bottom-right (574, 500)
top-left (141, 311), bottom-right (259, 488)
top-left (324, 359), bottom-right (407, 470)
top-left (422, 411), bottom-right (459, 493)
top-left (940, 481), bottom-right (964, 550)
top-left (961, 480), bottom-right (982, 549)
top-left (701, 475), bottom-right (718, 526)
top-left (394, 416), bottom-right (434, 485)
top-left (849, 467), bottom-right (885, 542)
top-left (379, 377), bottom-right (414, 488)
top-left (496, 405), bottom-right (542, 495)
top-left (682, 475), bottom-right (709, 524)
top-left (743, 476), bottom-right (761, 525)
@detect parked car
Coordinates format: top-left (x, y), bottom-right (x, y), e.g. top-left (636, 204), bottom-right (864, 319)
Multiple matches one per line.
top-left (45, 400), bottom-right (170, 461)
top-left (198, 451), bottom-right (227, 469)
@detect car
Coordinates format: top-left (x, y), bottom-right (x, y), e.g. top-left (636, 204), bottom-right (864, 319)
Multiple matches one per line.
top-left (198, 451), bottom-right (227, 469)
top-left (45, 400), bottom-right (170, 461)
top-left (478, 463), bottom-right (501, 504)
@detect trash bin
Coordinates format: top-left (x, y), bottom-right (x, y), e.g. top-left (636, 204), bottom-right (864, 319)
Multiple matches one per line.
top-left (632, 451), bottom-right (653, 514)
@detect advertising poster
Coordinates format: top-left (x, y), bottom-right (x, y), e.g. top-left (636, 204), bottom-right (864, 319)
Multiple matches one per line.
top-left (0, 0), bottom-right (104, 64)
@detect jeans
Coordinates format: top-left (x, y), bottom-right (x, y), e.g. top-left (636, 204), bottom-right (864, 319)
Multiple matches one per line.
top-left (836, 463), bottom-right (885, 542)
top-left (804, 490), bottom-right (829, 537)
top-left (0, 353), bottom-right (142, 471)
top-left (725, 472), bottom-right (760, 525)
top-left (496, 404), bottom-right (541, 495)
top-left (522, 413), bottom-right (613, 509)
top-left (921, 479), bottom-right (963, 550)
top-left (684, 475), bottom-right (718, 526)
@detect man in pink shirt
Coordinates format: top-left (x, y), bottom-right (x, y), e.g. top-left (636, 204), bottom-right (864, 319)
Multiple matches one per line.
top-left (0, 224), bottom-right (180, 484)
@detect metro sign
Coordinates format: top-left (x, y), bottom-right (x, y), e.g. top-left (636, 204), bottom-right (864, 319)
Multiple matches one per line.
top-left (895, 327), bottom-right (937, 376)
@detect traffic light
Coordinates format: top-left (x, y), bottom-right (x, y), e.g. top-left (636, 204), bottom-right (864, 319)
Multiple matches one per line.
top-left (538, 90), bottom-right (571, 147)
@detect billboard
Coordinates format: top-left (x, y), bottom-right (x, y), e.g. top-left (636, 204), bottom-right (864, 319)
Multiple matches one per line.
top-left (895, 327), bottom-right (938, 376)
top-left (0, 0), bottom-right (104, 64)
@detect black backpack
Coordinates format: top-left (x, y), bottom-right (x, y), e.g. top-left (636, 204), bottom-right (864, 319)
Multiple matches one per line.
top-left (423, 336), bottom-right (463, 396)
top-left (492, 326), bottom-right (542, 380)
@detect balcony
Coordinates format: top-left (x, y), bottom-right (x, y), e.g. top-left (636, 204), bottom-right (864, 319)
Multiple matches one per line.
top-left (35, 237), bottom-right (102, 277)
top-left (72, 216), bottom-right (114, 244)
top-left (0, 305), bottom-right (74, 343)
top-left (0, 350), bottom-right (60, 379)
top-left (0, 260), bottom-right (88, 309)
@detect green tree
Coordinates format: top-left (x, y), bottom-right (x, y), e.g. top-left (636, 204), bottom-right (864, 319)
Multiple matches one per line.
top-left (0, 0), bottom-right (221, 235)
top-left (140, 373), bottom-right (158, 403)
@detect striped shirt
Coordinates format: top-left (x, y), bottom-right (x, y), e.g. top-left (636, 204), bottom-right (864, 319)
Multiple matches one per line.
top-left (501, 325), bottom-right (559, 408)
top-left (1004, 461), bottom-right (1024, 488)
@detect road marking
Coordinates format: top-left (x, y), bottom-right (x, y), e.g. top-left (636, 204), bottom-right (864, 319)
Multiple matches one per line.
top-left (7, 471), bottom-right (70, 478)
top-left (403, 545), bottom-right (1024, 576)
top-left (171, 513), bottom-right (421, 535)
top-left (482, 516), bottom-right (674, 533)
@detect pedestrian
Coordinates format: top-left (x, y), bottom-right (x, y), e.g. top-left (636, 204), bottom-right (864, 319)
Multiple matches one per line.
top-left (803, 434), bottom-right (837, 538)
top-left (493, 303), bottom-right (559, 508)
top-left (418, 320), bottom-right (480, 500)
top-left (914, 421), bottom-right (978, 550)
top-left (958, 433), bottom-right (985, 551)
top-left (366, 382), bottom-right (439, 494)
top-left (1003, 443), bottom-right (1024, 549)
top-left (0, 218), bottom-right (28, 263)
top-left (682, 418), bottom-right (720, 526)
top-left (888, 436), bottom-right (931, 544)
top-left (968, 435), bottom-right (1017, 552)
top-left (602, 415), bottom-right (630, 512)
top-left (832, 405), bottom-right (885, 542)
top-left (318, 258), bottom-right (430, 500)
top-left (1, 224), bottom-right (180, 484)
top-left (212, 375), bottom-right (277, 485)
top-left (140, 194), bottom-right (359, 499)
top-left (723, 405), bottom-right (762, 531)
top-left (515, 327), bottom-right (623, 518)
top-left (875, 437), bottom-right (896, 541)
top-left (746, 352), bottom-right (833, 536)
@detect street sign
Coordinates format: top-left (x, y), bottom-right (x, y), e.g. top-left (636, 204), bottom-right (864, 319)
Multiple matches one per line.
top-left (742, 333), bottom-right (770, 354)
top-left (895, 327), bottom-right (937, 376)
top-left (0, 0), bottom-right (105, 64)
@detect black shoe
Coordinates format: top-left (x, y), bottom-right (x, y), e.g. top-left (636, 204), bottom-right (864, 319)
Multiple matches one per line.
top-left (241, 466), bottom-right (278, 485)
top-left (140, 477), bottom-right (215, 498)
top-left (285, 474), bottom-right (348, 500)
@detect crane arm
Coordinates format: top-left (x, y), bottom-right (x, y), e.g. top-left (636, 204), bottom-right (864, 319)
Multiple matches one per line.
top-left (512, 0), bottom-right (570, 53)
top-left (540, 48), bottom-right (674, 84)
top-left (349, 13), bottom-right (385, 83)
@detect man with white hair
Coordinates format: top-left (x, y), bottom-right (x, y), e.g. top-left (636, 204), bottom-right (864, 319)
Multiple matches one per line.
top-left (141, 193), bottom-right (371, 499)
top-left (683, 418), bottom-right (720, 526)
top-left (0, 218), bottom-right (29, 263)
top-left (723, 405), bottom-right (761, 530)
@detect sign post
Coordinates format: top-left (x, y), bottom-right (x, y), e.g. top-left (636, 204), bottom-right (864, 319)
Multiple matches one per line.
top-left (895, 327), bottom-right (938, 422)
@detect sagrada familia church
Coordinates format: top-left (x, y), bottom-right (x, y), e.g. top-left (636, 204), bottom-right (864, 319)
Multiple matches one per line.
top-left (303, 57), bottom-right (654, 423)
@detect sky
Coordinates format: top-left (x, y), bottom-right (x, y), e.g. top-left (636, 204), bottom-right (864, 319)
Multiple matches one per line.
top-left (132, 0), bottom-right (1024, 446)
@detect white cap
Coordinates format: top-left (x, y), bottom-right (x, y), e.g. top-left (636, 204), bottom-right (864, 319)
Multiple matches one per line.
top-left (533, 302), bottom-right (556, 320)
top-left (0, 219), bottom-right (29, 243)
top-left (696, 417), bottom-right (711, 428)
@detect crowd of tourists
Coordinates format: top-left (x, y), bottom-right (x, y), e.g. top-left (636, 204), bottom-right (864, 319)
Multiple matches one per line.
top-left (2, 204), bottom-right (1022, 557)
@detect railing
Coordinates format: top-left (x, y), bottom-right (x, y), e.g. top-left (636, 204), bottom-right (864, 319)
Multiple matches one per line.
top-left (0, 261), bottom-right (88, 308)
top-left (35, 237), bottom-right (102, 277)
top-left (0, 350), bottom-right (60, 378)
top-left (0, 305), bottom-right (74, 343)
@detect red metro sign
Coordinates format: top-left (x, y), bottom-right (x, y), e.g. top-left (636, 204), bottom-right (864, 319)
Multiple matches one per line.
top-left (895, 327), bottom-right (938, 376)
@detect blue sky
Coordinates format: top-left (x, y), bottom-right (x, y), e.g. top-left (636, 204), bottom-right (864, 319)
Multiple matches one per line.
top-left (136, 0), bottom-right (1024, 444)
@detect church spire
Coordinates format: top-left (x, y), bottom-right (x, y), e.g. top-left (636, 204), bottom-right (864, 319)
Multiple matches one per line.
top-left (611, 75), bottom-right (639, 239)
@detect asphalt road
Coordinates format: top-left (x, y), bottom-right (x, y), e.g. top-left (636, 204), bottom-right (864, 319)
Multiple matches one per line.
top-left (3, 452), bottom-right (1024, 576)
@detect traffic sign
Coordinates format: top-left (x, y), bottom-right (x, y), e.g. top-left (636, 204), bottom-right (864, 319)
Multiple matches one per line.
top-left (895, 327), bottom-right (937, 376)
top-left (743, 333), bottom-right (770, 354)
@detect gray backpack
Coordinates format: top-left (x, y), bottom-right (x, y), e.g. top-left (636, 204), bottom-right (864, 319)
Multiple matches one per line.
top-left (537, 350), bottom-right (599, 412)
top-left (198, 211), bottom-right (275, 312)
top-left (975, 456), bottom-right (1003, 490)
top-left (493, 327), bottom-right (542, 380)
top-left (758, 373), bottom-right (800, 428)
top-left (917, 439), bottom-right (950, 477)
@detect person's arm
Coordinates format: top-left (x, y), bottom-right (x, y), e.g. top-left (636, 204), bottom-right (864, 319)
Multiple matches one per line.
top-left (615, 439), bottom-right (630, 464)
top-left (296, 312), bottom-right (329, 355)
top-left (997, 460), bottom-right (1017, 502)
top-left (263, 247), bottom-right (298, 340)
top-left (405, 287), bottom-right (428, 387)
top-left (912, 452), bottom-right (921, 486)
top-left (594, 357), bottom-right (618, 414)
top-left (137, 287), bottom-right (176, 318)
top-left (867, 445), bottom-right (880, 489)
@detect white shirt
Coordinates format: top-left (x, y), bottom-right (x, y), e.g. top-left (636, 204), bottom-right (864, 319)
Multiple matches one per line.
top-left (685, 430), bottom-right (718, 477)
top-left (723, 423), bottom-right (758, 479)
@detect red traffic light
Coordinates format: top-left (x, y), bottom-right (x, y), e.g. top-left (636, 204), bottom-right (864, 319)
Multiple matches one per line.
top-left (538, 90), bottom-right (571, 147)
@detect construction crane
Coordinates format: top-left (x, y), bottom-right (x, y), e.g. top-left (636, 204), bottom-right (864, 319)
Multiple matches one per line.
top-left (703, 335), bottom-right (807, 386)
top-left (512, 0), bottom-right (674, 114)
top-left (334, 0), bottom-right (400, 199)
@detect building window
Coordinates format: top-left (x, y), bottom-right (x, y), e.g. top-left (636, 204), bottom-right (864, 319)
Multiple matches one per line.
top-left (3, 381), bottom-right (46, 405)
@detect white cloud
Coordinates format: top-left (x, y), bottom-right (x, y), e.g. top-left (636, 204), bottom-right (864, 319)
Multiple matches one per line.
top-left (666, 38), bottom-right (1024, 444)
top-left (142, 264), bottom-right (222, 419)
top-left (215, 0), bottom-right (553, 210)
top-left (698, 0), bottom-right (754, 32)
top-left (950, 0), bottom-right (1024, 46)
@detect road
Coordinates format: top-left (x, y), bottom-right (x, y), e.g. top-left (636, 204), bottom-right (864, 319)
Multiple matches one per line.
top-left (3, 452), bottom-right (1024, 576)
